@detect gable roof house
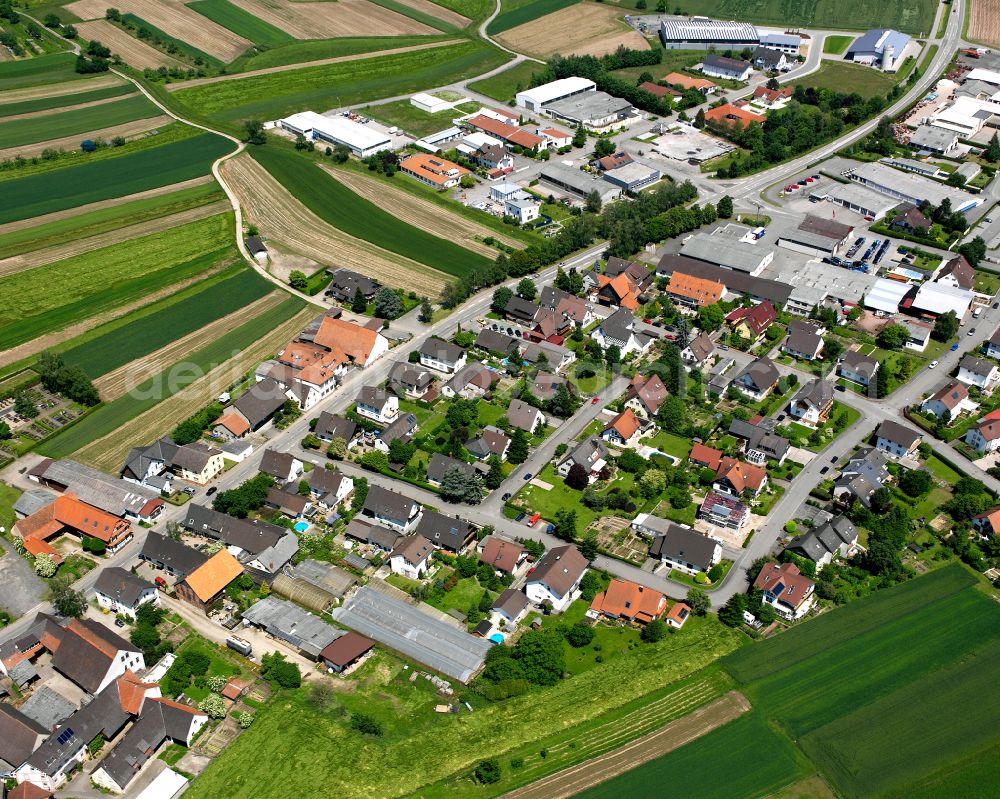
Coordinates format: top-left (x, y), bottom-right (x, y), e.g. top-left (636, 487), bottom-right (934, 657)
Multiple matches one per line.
top-left (388, 362), bottom-right (434, 399)
top-left (374, 412), bottom-right (419, 453)
top-left (713, 457), bottom-right (767, 497)
top-left (306, 468), bottom-right (354, 510)
top-left (13, 493), bottom-right (133, 561)
top-left (557, 437), bottom-right (609, 483)
top-left (313, 412), bottom-right (360, 447)
top-left (751, 82), bottom-right (793, 106)
top-left (93, 568), bottom-right (157, 619)
top-left (475, 328), bottom-right (519, 356)
top-left (728, 418), bottom-right (790, 465)
top-left (986, 328), bottom-right (1000, 360)
top-left (259, 448), bottom-right (303, 485)
top-left (355, 386), bottom-right (399, 425)
top-left (624, 373), bottom-right (668, 418)
top-left (491, 588), bottom-right (530, 625)
top-left (648, 523), bottom-right (721, 575)
top-left (838, 351), bottom-right (880, 387)
top-left (175, 549), bottom-right (244, 613)
top-left (324, 267), bottom-right (378, 304)
top-left (731, 357), bottom-right (780, 401)
top-left (478, 537), bottom-right (526, 575)
top-left (312, 315), bottom-right (389, 369)
top-left (782, 320), bottom-right (825, 361)
top-left (389, 535), bottom-right (433, 580)
top-left (891, 203), bottom-right (932, 234)
top-left (834, 446), bottom-right (889, 507)
top-left (957, 354), bottom-right (1000, 392)
top-left (121, 437), bottom-right (227, 488)
top-left (591, 308), bottom-right (654, 357)
top-left (226, 378), bottom-right (288, 434)
top-left (416, 510), bottom-right (475, 553)
top-left (751, 47), bottom-right (791, 72)
top-left (440, 362), bottom-right (497, 399)
top-left (343, 519), bottom-right (400, 552)
top-left (786, 515), bottom-right (858, 570)
top-left (50, 619), bottom-right (145, 696)
top-left (604, 257), bottom-right (653, 290)
top-left (587, 578), bottom-right (666, 624)
top-left (360, 485), bottom-right (422, 532)
top-left (507, 398), bottom-right (546, 433)
top-left (964, 413), bottom-right (1000, 454)
top-left (726, 301), bottom-right (777, 343)
top-left (921, 381), bottom-right (975, 422)
top-left (503, 295), bottom-right (542, 326)
top-left (701, 53), bottom-right (753, 81)
top-left (0, 705), bottom-right (47, 776)
top-left (426, 453), bottom-right (482, 488)
top-left (972, 504), bottom-right (1000, 537)
top-left (595, 272), bottom-right (642, 311)
top-left (601, 408), bottom-right (650, 448)
top-left (874, 419), bottom-right (922, 458)
top-left (680, 332), bottom-right (717, 371)
top-left (936, 254), bottom-right (976, 291)
top-left (666, 271), bottom-right (725, 308)
top-left (698, 491), bottom-right (750, 530)
top-left (788, 378), bottom-right (834, 427)
top-left (138, 531), bottom-right (207, 578)
top-left (689, 442), bottom-right (723, 472)
top-left (466, 426), bottom-right (512, 461)
top-left (320, 631), bottom-right (375, 674)
top-left (419, 338), bottom-right (468, 375)
top-left (525, 544), bottom-right (588, 612)
top-left (754, 561), bottom-right (815, 619)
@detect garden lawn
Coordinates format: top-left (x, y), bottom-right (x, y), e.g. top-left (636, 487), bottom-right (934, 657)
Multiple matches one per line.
top-left (923, 454), bottom-right (961, 483)
top-left (0, 213), bottom-right (237, 351)
top-left (0, 53), bottom-right (86, 91)
top-left (174, 40), bottom-right (510, 125)
top-left (59, 266), bottom-right (272, 377)
top-left (540, 597), bottom-right (643, 677)
top-left (0, 483), bottom-right (22, 538)
top-left (822, 34), bottom-right (853, 54)
top-left (182, 614), bottom-right (741, 799)
top-left (424, 573), bottom-right (492, 614)
top-left (646, 431), bottom-right (692, 459)
top-left (0, 132), bottom-right (234, 225)
top-left (0, 94), bottom-right (161, 150)
top-left (974, 269), bottom-right (1000, 295)
top-left (38, 297), bottom-right (306, 457)
top-left (363, 98), bottom-right (472, 138)
top-left (468, 59), bottom-right (547, 102)
top-left (187, 0), bottom-right (293, 47)
top-left (0, 82), bottom-right (135, 118)
top-left (790, 61), bottom-right (901, 99)
top-left (251, 144), bottom-right (490, 278)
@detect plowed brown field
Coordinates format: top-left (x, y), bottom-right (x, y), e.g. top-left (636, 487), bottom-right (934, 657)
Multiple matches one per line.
top-left (227, 0), bottom-right (437, 38)
top-left (969, 0), bottom-right (1000, 47)
top-left (74, 19), bottom-right (185, 69)
top-left (497, 3), bottom-right (647, 59)
top-left (220, 153), bottom-right (449, 296)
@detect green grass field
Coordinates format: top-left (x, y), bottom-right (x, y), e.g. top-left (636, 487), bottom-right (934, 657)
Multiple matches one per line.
top-left (0, 82), bottom-right (135, 118)
top-left (251, 144), bottom-right (491, 277)
top-left (38, 296), bottom-right (306, 458)
top-left (363, 98), bottom-right (473, 138)
top-left (122, 12), bottom-right (223, 67)
top-left (0, 213), bottom-right (236, 350)
top-left (60, 267), bottom-right (272, 377)
top-left (0, 53), bottom-right (86, 91)
top-left (366, 0), bottom-right (461, 32)
top-left (0, 181), bottom-right (224, 260)
top-left (468, 59), bottom-right (546, 102)
top-left (822, 34), bottom-right (853, 54)
top-left (0, 132), bottom-right (233, 224)
top-left (173, 39), bottom-right (510, 124)
top-left (721, 565), bottom-right (1000, 799)
top-left (791, 60), bottom-right (901, 99)
top-left (609, 0), bottom-right (935, 34)
top-left (488, 0), bottom-right (580, 34)
top-left (226, 34), bottom-right (450, 72)
top-left (187, 0), bottom-right (293, 47)
top-left (0, 94), bottom-right (161, 150)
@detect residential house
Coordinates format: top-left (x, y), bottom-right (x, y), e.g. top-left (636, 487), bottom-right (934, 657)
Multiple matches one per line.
top-left (681, 332), bottom-right (717, 371)
top-left (890, 203), bottom-right (931, 234)
top-left (478, 537), bottom-right (526, 576)
top-left (525, 544), bottom-right (588, 612)
top-left (259, 449), bottom-right (303, 485)
top-left (466, 426), bottom-right (511, 461)
top-left (360, 485), bottom-right (422, 532)
top-left (312, 315), bottom-right (389, 369)
top-left (731, 357), bottom-right (780, 401)
top-left (648, 523), bottom-right (721, 575)
top-left (834, 446), bottom-right (889, 507)
top-left (355, 386), bottom-right (399, 425)
top-left (595, 272), bottom-right (642, 310)
top-left (388, 363), bottom-right (433, 399)
top-left (713, 457), bottom-right (767, 497)
top-left (786, 516), bottom-right (858, 570)
top-left (591, 308), bottom-right (654, 357)
top-left (921, 381), bottom-right (974, 422)
top-left (399, 153), bottom-right (469, 188)
top-left (52, 619), bottom-right (145, 695)
top-left (751, 47), bottom-right (791, 72)
top-left (265, 487), bottom-right (311, 520)
top-left (964, 413), bottom-right (1000, 453)
top-left (530, 369), bottom-right (568, 402)
top-left (902, 319), bottom-right (932, 352)
top-left (689, 442), bottom-right (723, 471)
top-left (14, 493), bottom-right (133, 562)
top-left (324, 268), bottom-right (378, 305)
top-left (492, 587), bottom-right (530, 625)
top-left (389, 535), bottom-right (433, 580)
top-left (0, 705), bottom-right (47, 776)
top-left (664, 72), bottom-right (717, 92)
top-left (30, 457), bottom-right (165, 525)
top-left (520, 339), bottom-right (576, 372)
top-left (343, 519), bottom-right (400, 553)
top-left (587, 578), bottom-right (666, 624)
top-left (539, 285), bottom-right (594, 328)
top-left (503, 401), bottom-right (545, 438)
top-left (174, 549), bottom-right (244, 613)
top-left (503, 295), bottom-right (542, 326)
top-left (754, 562), bottom-right (815, 619)
top-left (470, 143), bottom-right (514, 175)
top-left (701, 53), bottom-right (752, 81)
top-left (782, 320), bottom-right (825, 361)
top-left (120, 438), bottom-right (225, 488)
top-left (957, 354), bottom-right (1000, 392)
top-left (788, 378), bottom-right (834, 427)
top-left (475, 328), bottom-right (519, 356)
top-left (705, 103), bottom-right (765, 128)
top-left (557, 437), bottom-right (609, 483)
top-left (838, 351), bottom-right (880, 387)
top-left (271, 340), bottom-right (345, 410)
top-left (375, 413), bottom-right (419, 453)
top-left (226, 378), bottom-right (289, 435)
top-left (419, 338), bottom-right (468, 374)
top-left (729, 418), bottom-right (790, 464)
top-left (604, 257), bottom-right (653, 290)
top-left (314, 412), bottom-right (360, 447)
top-left (306, 468), bottom-right (354, 510)
top-left (874, 419), bottom-right (922, 458)
top-left (320, 632), bottom-right (375, 674)
top-left (426, 453), bottom-right (481, 488)
top-left (416, 510), bottom-right (476, 553)
top-left (639, 80), bottom-right (682, 99)
top-left (601, 408), bottom-right (649, 448)
top-left (537, 126), bottom-right (573, 148)
top-left (138, 532), bottom-right (207, 579)
top-left (596, 151), bottom-right (633, 171)
top-left (936, 254), bottom-right (976, 291)
top-left (624, 373), bottom-right (668, 418)
top-left (986, 328), bottom-right (1000, 360)
top-left (972, 505), bottom-right (1000, 537)
top-left (726, 301), bottom-right (777, 343)
top-left (666, 271), bottom-right (724, 308)
top-left (665, 602), bottom-right (692, 629)
top-left (698, 491), bottom-right (750, 530)
top-left (93, 568), bottom-right (157, 619)
top-left (440, 362), bottom-right (496, 399)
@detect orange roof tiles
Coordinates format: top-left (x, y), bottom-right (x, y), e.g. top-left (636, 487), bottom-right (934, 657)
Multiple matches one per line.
top-left (666, 602), bottom-right (691, 627)
top-left (466, 115), bottom-right (543, 150)
top-left (314, 317), bottom-right (381, 364)
top-left (604, 408), bottom-right (641, 441)
top-left (66, 618), bottom-right (120, 658)
top-left (665, 72), bottom-right (716, 91)
top-left (597, 273), bottom-right (641, 310)
top-left (689, 442), bottom-right (723, 471)
top-left (705, 103), bottom-right (765, 127)
top-left (182, 549), bottom-right (243, 603)
top-left (16, 493), bottom-right (130, 550)
top-left (116, 670), bottom-right (157, 714)
top-left (716, 456), bottom-right (767, 493)
top-left (590, 578), bottom-right (666, 623)
top-left (216, 411), bottom-right (251, 438)
top-left (639, 81), bottom-right (682, 98)
top-left (399, 152), bottom-right (470, 186)
top-left (668, 272), bottom-right (725, 307)
top-left (9, 782), bottom-right (53, 799)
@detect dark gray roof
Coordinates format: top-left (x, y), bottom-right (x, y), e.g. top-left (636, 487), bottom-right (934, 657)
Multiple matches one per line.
top-left (344, 519), bottom-right (400, 550)
top-left (380, 412), bottom-right (419, 445)
top-left (656, 254), bottom-right (792, 305)
top-left (560, 436), bottom-right (609, 473)
top-left (840, 350), bottom-right (879, 379)
top-left (13, 488), bottom-right (57, 518)
top-left (314, 411), bottom-right (358, 441)
top-left (233, 378), bottom-right (287, 428)
top-left (960, 354), bottom-right (997, 377)
top-left (752, 46), bottom-right (785, 67)
top-left (420, 337), bottom-right (466, 365)
top-left (734, 357), bottom-right (779, 393)
top-left (94, 567), bottom-right (154, 607)
top-left (876, 419), bottom-right (921, 449)
top-left (139, 531), bottom-right (208, 576)
top-left (528, 544), bottom-right (588, 597)
top-left (362, 485), bottom-right (420, 524)
top-left (685, 332), bottom-right (715, 364)
top-left (241, 596), bottom-right (341, 658)
top-left (504, 295), bottom-right (541, 322)
top-left (182, 504), bottom-right (284, 555)
top-left (0, 703), bottom-right (47, 768)
top-left (426, 453), bottom-right (478, 484)
top-left (792, 378), bottom-right (833, 409)
top-left (492, 587), bottom-right (529, 618)
top-left (784, 323), bottom-right (824, 357)
top-left (703, 53), bottom-right (750, 72)
top-left (787, 516), bottom-right (857, 562)
top-left (52, 620), bottom-right (138, 694)
top-left (416, 510), bottom-right (473, 552)
top-left (18, 685), bottom-right (76, 732)
top-left (598, 307), bottom-right (636, 344)
top-left (388, 362), bottom-right (433, 393)
top-left (357, 385), bottom-right (393, 409)
top-left (325, 268), bottom-right (378, 301)
top-left (475, 328), bottom-right (519, 354)
top-left (507, 398), bottom-right (543, 431)
top-left (259, 448), bottom-right (298, 480)
top-left (649, 525), bottom-right (717, 571)
top-left (307, 467), bottom-right (349, 501)
top-left (245, 235), bottom-right (267, 255)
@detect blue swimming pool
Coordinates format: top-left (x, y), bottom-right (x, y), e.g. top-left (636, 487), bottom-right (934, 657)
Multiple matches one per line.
top-left (489, 633), bottom-right (505, 644)
top-left (293, 521), bottom-right (309, 533)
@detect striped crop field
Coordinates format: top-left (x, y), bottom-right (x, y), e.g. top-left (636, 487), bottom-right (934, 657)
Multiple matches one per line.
top-left (0, 53), bottom-right (87, 92)
top-left (187, 0), bottom-right (294, 47)
top-left (0, 83), bottom-right (136, 118)
top-left (487, 0), bottom-right (580, 34)
top-left (0, 132), bottom-right (234, 225)
top-left (0, 94), bottom-right (161, 150)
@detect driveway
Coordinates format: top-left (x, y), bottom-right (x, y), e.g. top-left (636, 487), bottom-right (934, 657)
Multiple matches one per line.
top-left (0, 544), bottom-right (45, 617)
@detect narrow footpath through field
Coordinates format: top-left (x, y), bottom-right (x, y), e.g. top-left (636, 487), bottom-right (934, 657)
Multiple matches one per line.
top-left (0, 201), bottom-right (230, 278)
top-left (499, 692), bottom-right (752, 799)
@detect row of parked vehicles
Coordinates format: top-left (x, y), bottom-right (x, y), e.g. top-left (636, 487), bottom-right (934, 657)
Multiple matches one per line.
top-left (782, 174), bottom-right (821, 193)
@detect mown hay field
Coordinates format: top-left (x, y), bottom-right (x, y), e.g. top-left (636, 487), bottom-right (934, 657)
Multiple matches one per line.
top-left (0, 212), bottom-right (237, 351)
top-left (488, 0), bottom-right (580, 34)
top-left (389, 0), bottom-right (469, 28)
top-left (0, 132), bottom-right (234, 224)
top-left (253, 145), bottom-right (491, 278)
top-left (496, 2), bottom-right (646, 59)
top-left (0, 82), bottom-right (135, 118)
top-left (0, 74), bottom-right (125, 106)
top-left (968, 0), bottom-right (1000, 47)
top-left (225, 0), bottom-right (439, 39)
top-left (221, 153), bottom-right (450, 296)
top-left (187, 0), bottom-right (294, 48)
top-left (0, 94), bottom-right (161, 150)
top-left (73, 20), bottom-right (184, 70)
top-left (50, 300), bottom-right (312, 467)
top-left (172, 39), bottom-right (510, 123)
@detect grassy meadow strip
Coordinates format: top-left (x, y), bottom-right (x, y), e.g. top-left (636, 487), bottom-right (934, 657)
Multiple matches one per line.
top-left (187, 0), bottom-right (293, 47)
top-left (0, 53), bottom-right (85, 91)
top-left (0, 94), bottom-right (161, 150)
top-left (0, 82), bottom-right (135, 117)
top-left (226, 35), bottom-right (450, 72)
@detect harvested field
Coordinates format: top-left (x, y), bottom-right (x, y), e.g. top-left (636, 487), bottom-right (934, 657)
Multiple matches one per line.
top-left (74, 20), bottom-right (184, 69)
top-left (67, 0), bottom-right (251, 62)
top-left (73, 305), bottom-right (314, 471)
top-left (501, 692), bottom-right (750, 799)
top-left (94, 290), bottom-right (283, 399)
top-left (391, 0), bottom-right (469, 27)
top-left (0, 114), bottom-right (172, 161)
top-left (324, 166), bottom-right (521, 255)
top-left (220, 153), bottom-right (448, 296)
top-left (969, 0), bottom-right (1000, 47)
top-left (224, 0), bottom-right (439, 39)
top-left (0, 175), bottom-right (215, 237)
top-left (169, 38), bottom-right (461, 90)
top-left (0, 199), bottom-right (230, 278)
top-left (0, 74), bottom-right (126, 105)
top-left (496, 3), bottom-right (646, 58)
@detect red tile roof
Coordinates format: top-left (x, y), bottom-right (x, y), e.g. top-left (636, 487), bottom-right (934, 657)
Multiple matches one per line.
top-left (589, 578), bottom-right (666, 623)
top-left (705, 103), bottom-right (765, 127)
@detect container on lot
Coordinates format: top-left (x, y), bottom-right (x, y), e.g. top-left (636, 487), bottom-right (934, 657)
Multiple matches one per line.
top-left (226, 636), bottom-right (252, 657)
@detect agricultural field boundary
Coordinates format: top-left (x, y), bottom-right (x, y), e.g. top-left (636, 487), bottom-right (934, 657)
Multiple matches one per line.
top-left (186, 0), bottom-right (294, 48)
top-left (0, 115), bottom-right (174, 162)
top-left (0, 200), bottom-right (231, 278)
top-left (488, 0), bottom-right (580, 35)
top-left (167, 38), bottom-right (463, 90)
top-left (0, 74), bottom-right (127, 106)
top-left (0, 89), bottom-right (138, 121)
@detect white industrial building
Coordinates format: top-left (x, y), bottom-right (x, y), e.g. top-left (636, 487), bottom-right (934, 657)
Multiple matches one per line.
top-left (910, 282), bottom-right (974, 319)
top-left (414, 126), bottom-right (462, 152)
top-left (680, 232), bottom-right (773, 275)
top-left (659, 18), bottom-right (759, 50)
top-left (540, 162), bottom-right (620, 202)
top-left (846, 161), bottom-right (984, 213)
top-left (909, 124), bottom-right (960, 155)
top-left (865, 278), bottom-right (913, 314)
top-left (543, 92), bottom-right (640, 133)
top-left (965, 67), bottom-right (1000, 87)
top-left (777, 215), bottom-right (853, 258)
top-left (516, 77), bottom-right (596, 113)
top-left (410, 92), bottom-right (451, 113)
top-left (759, 32), bottom-right (801, 53)
top-left (602, 160), bottom-right (661, 192)
top-left (279, 111), bottom-right (392, 158)
top-left (809, 181), bottom-right (899, 222)
top-left (845, 28), bottom-right (915, 72)
top-left (929, 96), bottom-right (1000, 137)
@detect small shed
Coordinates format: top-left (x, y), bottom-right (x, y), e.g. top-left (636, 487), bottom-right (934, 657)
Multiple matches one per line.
top-left (245, 235), bottom-right (268, 262)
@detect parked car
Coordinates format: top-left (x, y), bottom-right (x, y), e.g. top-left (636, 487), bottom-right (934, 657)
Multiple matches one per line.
top-left (523, 472), bottom-right (533, 480)
top-left (831, 455), bottom-right (838, 463)
top-left (968, 327), bottom-right (976, 336)
top-left (929, 360), bottom-right (939, 369)
top-left (114, 618), bottom-right (126, 628)
top-left (835, 385), bottom-right (846, 392)
top-left (950, 343), bottom-right (960, 351)
top-left (820, 466), bottom-right (830, 475)
top-left (501, 492), bottom-right (511, 501)
top-left (515, 513), bottom-right (526, 522)
top-left (591, 396), bottom-right (600, 404)
top-left (206, 486), bottom-right (218, 496)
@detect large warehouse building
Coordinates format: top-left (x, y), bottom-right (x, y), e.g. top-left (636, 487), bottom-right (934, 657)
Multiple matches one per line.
top-left (659, 18), bottom-right (759, 50)
top-left (515, 77), bottom-right (597, 113)
top-left (845, 28), bottom-right (913, 72)
top-left (279, 111), bottom-right (392, 158)
top-left (846, 161), bottom-right (984, 213)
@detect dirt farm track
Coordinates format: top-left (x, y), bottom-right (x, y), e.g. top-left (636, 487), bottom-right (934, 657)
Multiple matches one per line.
top-left (969, 0), bottom-right (1000, 48)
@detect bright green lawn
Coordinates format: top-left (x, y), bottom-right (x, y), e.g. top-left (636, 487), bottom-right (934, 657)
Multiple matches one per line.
top-left (0, 82), bottom-right (134, 117)
top-left (469, 60), bottom-right (547, 102)
top-left (424, 573), bottom-right (492, 614)
top-left (363, 98), bottom-right (466, 138)
top-left (822, 34), bottom-right (853, 54)
top-left (790, 61), bottom-right (901, 99)
top-left (0, 483), bottom-right (22, 537)
top-left (923, 454), bottom-right (961, 483)
top-left (0, 93), bottom-right (160, 150)
top-left (187, 0), bottom-right (293, 47)
top-left (0, 53), bottom-right (86, 91)
top-left (539, 597), bottom-right (643, 677)
top-left (646, 431), bottom-right (693, 459)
